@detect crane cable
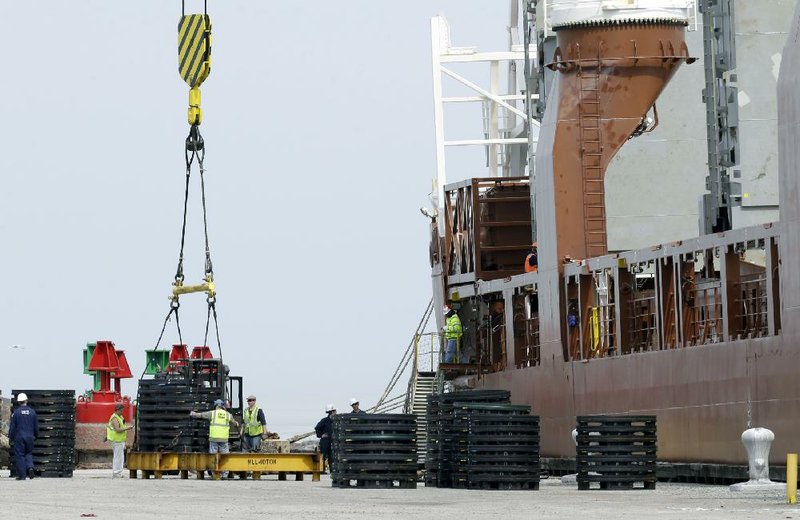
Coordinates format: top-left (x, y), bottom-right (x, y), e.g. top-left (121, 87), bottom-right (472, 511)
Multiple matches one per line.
top-left (136, 1), bottom-right (214, 449)
top-left (155, 0), bottom-right (220, 360)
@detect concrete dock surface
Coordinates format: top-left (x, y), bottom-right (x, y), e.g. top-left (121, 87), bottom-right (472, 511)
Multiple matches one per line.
top-left (0, 469), bottom-right (797, 519)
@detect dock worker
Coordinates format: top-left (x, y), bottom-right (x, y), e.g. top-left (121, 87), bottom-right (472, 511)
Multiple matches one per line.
top-left (443, 305), bottom-right (463, 363)
top-left (524, 242), bottom-right (538, 273)
top-left (241, 395), bottom-right (268, 453)
top-left (349, 398), bottom-right (366, 414)
top-left (315, 404), bottom-right (336, 473)
top-left (9, 392), bottom-right (38, 480)
top-left (107, 403), bottom-right (133, 478)
top-left (190, 399), bottom-right (239, 455)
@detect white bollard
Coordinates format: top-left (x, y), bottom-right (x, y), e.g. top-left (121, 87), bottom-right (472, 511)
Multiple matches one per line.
top-left (730, 427), bottom-right (785, 492)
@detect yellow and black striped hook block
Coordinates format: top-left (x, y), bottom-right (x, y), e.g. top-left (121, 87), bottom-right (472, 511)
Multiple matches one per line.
top-left (178, 13), bottom-right (212, 125)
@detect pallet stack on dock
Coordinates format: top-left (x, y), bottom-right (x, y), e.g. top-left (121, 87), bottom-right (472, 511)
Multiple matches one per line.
top-left (576, 415), bottom-right (657, 490)
top-left (435, 390), bottom-right (512, 488)
top-left (451, 402), bottom-right (540, 490)
top-left (424, 393), bottom-right (440, 487)
top-left (331, 413), bottom-right (417, 488)
top-left (10, 390), bottom-right (76, 478)
top-left (136, 374), bottom-right (224, 453)
top-left (426, 389), bottom-right (540, 490)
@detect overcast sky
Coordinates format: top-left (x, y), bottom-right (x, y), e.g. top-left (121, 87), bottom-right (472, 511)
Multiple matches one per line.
top-left (0, 1), bottom-right (513, 435)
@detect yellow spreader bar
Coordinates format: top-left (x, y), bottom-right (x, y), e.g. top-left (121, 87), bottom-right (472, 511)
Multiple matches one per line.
top-left (178, 13), bottom-right (212, 125)
top-left (171, 275), bottom-right (216, 301)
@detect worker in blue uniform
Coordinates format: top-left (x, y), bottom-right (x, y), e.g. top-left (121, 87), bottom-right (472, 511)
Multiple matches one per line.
top-left (9, 392), bottom-right (39, 480)
top-left (315, 404), bottom-right (336, 472)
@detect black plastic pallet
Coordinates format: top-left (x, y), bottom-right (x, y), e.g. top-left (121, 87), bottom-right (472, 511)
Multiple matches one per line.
top-left (575, 415), bottom-right (657, 491)
top-left (578, 480), bottom-right (656, 490)
top-left (453, 480), bottom-right (539, 490)
top-left (333, 478), bottom-right (417, 489)
top-left (438, 390), bottom-right (511, 402)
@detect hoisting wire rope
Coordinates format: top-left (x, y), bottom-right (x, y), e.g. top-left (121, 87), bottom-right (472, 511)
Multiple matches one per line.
top-left (373, 299), bottom-right (434, 410)
top-left (179, 122), bottom-right (223, 362)
top-left (133, 304), bottom-right (184, 447)
top-left (170, 1), bottom-right (223, 362)
top-left (181, 0), bottom-right (208, 17)
top-left (135, 0), bottom-right (218, 451)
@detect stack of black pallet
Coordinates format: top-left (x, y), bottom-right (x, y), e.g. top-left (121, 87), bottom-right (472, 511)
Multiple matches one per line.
top-left (451, 402), bottom-right (540, 490)
top-left (424, 393), bottom-right (440, 487)
top-left (425, 390), bottom-right (511, 487)
top-left (331, 413), bottom-right (417, 488)
top-left (136, 375), bottom-right (222, 453)
top-left (576, 415), bottom-right (657, 490)
top-left (10, 390), bottom-right (76, 478)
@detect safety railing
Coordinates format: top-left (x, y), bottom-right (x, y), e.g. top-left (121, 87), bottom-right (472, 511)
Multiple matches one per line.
top-left (685, 279), bottom-right (723, 345)
top-left (626, 274), bottom-right (658, 353)
top-left (404, 332), bottom-right (441, 413)
top-left (516, 316), bottom-right (540, 368)
top-left (563, 223), bottom-right (781, 360)
top-left (734, 272), bottom-right (769, 338)
top-left (414, 332), bottom-right (442, 374)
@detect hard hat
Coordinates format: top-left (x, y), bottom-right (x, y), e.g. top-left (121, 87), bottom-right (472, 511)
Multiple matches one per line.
top-left (16, 392), bottom-right (28, 403)
top-left (214, 399), bottom-right (224, 407)
top-left (246, 395), bottom-right (256, 401)
top-left (443, 305), bottom-right (451, 314)
top-left (325, 403), bottom-right (336, 413)
top-left (349, 398), bottom-right (359, 406)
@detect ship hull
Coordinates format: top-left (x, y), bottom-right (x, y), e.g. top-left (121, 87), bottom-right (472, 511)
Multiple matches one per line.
top-left (479, 333), bottom-right (797, 465)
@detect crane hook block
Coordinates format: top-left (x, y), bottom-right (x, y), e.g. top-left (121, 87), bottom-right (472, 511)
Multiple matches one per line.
top-left (179, 14), bottom-right (212, 125)
top-left (178, 14), bottom-right (212, 89)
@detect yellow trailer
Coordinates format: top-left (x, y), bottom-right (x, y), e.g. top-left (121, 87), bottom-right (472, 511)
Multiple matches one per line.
top-left (127, 452), bottom-right (323, 481)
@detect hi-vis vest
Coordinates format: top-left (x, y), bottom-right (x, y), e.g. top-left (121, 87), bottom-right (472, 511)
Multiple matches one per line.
top-left (209, 409), bottom-right (231, 440)
top-left (106, 412), bottom-right (127, 443)
top-left (243, 407), bottom-right (264, 437)
top-left (445, 314), bottom-right (463, 340)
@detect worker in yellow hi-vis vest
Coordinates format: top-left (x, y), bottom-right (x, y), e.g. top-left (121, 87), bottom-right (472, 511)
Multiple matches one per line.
top-left (107, 403), bottom-right (133, 479)
top-left (443, 305), bottom-right (464, 363)
top-left (241, 395), bottom-right (268, 453)
top-left (190, 399), bottom-right (239, 455)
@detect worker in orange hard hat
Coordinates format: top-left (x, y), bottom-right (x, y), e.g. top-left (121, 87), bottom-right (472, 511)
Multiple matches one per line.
top-left (524, 242), bottom-right (538, 273)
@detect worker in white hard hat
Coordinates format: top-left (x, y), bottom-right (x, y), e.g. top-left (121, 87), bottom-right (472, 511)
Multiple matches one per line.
top-left (314, 404), bottom-right (336, 472)
top-left (349, 398), bottom-right (366, 415)
top-left (9, 392), bottom-right (39, 480)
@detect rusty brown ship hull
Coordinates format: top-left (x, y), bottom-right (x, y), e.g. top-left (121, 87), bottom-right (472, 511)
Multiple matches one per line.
top-left (480, 333), bottom-right (799, 465)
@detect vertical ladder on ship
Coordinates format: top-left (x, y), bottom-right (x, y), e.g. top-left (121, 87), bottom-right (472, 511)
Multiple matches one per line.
top-left (578, 56), bottom-right (607, 258)
top-left (410, 372), bottom-right (437, 465)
